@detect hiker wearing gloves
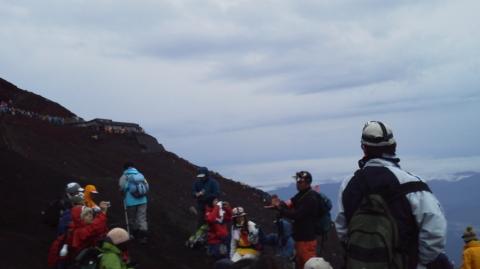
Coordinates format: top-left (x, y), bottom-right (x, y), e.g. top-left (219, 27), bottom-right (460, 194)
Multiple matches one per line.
top-left (119, 162), bottom-right (149, 244)
top-left (272, 171), bottom-right (319, 269)
top-left (192, 166), bottom-right (220, 227)
top-left (460, 226), bottom-right (480, 269)
top-left (68, 202), bottom-right (109, 258)
top-left (230, 207), bottom-right (261, 263)
top-left (205, 196), bottom-right (232, 260)
top-left (336, 121), bottom-right (449, 269)
top-left (99, 228), bottom-right (134, 269)
top-left (48, 202), bottom-right (109, 268)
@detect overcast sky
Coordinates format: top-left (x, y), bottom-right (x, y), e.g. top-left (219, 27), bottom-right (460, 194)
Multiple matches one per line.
top-left (1, 0), bottom-right (479, 190)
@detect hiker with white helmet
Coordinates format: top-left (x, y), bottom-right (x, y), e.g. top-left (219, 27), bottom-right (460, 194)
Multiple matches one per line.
top-left (336, 121), bottom-right (450, 269)
top-left (42, 182), bottom-right (85, 234)
top-left (230, 206), bottom-right (261, 263)
top-left (99, 228), bottom-right (134, 269)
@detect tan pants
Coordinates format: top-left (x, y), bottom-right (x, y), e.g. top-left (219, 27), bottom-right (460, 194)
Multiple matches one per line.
top-left (126, 203), bottom-right (148, 232)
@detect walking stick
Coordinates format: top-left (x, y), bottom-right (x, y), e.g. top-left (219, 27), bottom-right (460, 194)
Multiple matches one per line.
top-left (123, 199), bottom-right (130, 236)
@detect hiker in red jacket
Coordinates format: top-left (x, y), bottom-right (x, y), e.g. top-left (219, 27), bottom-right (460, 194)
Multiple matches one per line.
top-left (68, 201), bottom-right (109, 258)
top-left (205, 196), bottom-right (232, 260)
top-left (48, 201), bottom-right (109, 268)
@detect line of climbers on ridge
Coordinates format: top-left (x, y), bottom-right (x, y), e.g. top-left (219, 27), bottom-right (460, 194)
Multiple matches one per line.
top-left (0, 99), bottom-right (70, 125)
top-left (41, 121), bottom-right (480, 269)
top-left (0, 99), bottom-right (144, 135)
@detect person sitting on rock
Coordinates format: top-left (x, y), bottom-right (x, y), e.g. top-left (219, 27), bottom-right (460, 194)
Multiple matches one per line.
top-left (205, 196), bottom-right (232, 260)
top-left (230, 207), bottom-right (261, 263)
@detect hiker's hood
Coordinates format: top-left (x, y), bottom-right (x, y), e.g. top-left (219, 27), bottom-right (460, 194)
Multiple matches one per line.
top-left (123, 167), bottom-right (139, 175)
top-left (465, 240), bottom-right (480, 250)
top-left (84, 185), bottom-right (98, 206)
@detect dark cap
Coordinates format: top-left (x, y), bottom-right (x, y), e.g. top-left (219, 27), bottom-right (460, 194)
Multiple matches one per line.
top-left (196, 167), bottom-right (208, 178)
top-left (293, 171), bottom-right (312, 183)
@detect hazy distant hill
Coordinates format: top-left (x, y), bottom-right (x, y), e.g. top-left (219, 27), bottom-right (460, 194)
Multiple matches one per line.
top-left (270, 172), bottom-right (480, 265)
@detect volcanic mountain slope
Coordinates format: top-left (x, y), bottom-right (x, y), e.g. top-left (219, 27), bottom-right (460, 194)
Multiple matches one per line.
top-left (0, 78), bottom-right (343, 269)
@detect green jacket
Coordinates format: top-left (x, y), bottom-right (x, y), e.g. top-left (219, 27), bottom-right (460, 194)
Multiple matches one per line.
top-left (99, 242), bottom-right (131, 269)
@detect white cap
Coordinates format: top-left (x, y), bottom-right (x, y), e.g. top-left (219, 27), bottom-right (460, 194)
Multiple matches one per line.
top-left (66, 182), bottom-right (84, 194)
top-left (361, 121), bottom-right (396, 147)
top-left (304, 257), bottom-right (333, 269)
top-left (107, 228), bottom-right (130, 245)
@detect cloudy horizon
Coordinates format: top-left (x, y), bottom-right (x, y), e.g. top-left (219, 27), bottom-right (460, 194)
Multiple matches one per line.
top-left (1, 0), bottom-right (479, 190)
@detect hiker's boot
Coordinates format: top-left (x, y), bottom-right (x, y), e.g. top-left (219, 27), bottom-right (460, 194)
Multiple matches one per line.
top-left (138, 230), bottom-right (148, 245)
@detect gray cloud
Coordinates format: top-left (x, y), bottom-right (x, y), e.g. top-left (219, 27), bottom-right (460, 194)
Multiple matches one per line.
top-left (0, 0), bottom-right (479, 187)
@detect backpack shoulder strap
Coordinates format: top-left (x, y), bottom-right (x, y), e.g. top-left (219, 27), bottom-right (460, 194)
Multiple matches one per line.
top-left (395, 181), bottom-right (431, 197)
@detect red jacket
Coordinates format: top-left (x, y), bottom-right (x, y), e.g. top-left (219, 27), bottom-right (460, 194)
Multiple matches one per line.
top-left (67, 206), bottom-right (108, 258)
top-left (205, 204), bottom-right (232, 244)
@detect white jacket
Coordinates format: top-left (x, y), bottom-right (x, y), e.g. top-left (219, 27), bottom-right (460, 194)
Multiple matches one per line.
top-left (335, 158), bottom-right (447, 268)
top-left (230, 220), bottom-right (259, 258)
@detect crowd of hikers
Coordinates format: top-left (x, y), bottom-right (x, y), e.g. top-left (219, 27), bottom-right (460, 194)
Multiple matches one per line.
top-left (42, 120), bottom-right (480, 269)
top-left (0, 99), bottom-right (144, 134)
top-left (0, 99), bottom-right (72, 125)
top-left (44, 162), bottom-right (149, 269)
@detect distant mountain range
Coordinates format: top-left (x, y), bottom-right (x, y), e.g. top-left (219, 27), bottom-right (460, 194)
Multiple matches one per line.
top-left (270, 171), bottom-right (480, 265)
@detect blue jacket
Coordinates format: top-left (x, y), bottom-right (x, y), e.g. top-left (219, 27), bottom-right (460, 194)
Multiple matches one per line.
top-left (57, 208), bottom-right (71, 235)
top-left (119, 168), bottom-right (148, 207)
top-left (192, 176), bottom-right (220, 208)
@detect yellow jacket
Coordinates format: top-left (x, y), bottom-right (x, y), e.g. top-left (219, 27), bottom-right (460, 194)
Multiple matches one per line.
top-left (461, 240), bottom-right (480, 269)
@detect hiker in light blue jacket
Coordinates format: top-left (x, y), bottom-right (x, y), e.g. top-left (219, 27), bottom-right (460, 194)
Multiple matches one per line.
top-left (119, 162), bottom-right (149, 244)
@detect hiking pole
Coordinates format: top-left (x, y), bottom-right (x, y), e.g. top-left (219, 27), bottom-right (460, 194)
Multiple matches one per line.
top-left (123, 200), bottom-right (130, 236)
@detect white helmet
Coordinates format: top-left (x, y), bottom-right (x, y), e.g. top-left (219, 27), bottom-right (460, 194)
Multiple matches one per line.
top-left (361, 121), bottom-right (396, 147)
top-left (232, 207), bottom-right (247, 218)
top-left (65, 182), bottom-right (84, 195)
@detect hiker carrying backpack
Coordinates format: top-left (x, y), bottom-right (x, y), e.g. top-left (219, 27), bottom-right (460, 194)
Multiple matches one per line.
top-left (312, 189), bottom-right (332, 256)
top-left (336, 121), bottom-right (448, 269)
top-left (313, 190), bottom-right (332, 236)
top-left (119, 162), bottom-right (149, 244)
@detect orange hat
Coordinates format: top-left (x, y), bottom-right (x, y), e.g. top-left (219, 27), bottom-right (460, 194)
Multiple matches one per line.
top-left (85, 185), bottom-right (98, 194)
